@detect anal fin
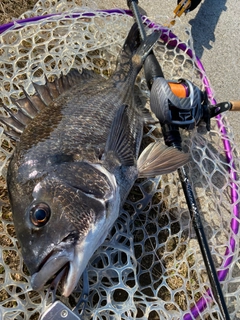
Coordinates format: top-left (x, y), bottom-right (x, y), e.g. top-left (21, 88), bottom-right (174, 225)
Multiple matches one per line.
top-left (134, 85), bottom-right (156, 124)
top-left (137, 142), bottom-right (189, 178)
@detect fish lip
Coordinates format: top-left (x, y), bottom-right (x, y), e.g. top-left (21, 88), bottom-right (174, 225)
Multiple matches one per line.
top-left (31, 249), bottom-right (73, 292)
top-left (30, 238), bottom-right (75, 292)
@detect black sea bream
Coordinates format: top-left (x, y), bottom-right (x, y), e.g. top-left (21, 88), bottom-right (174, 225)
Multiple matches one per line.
top-left (2, 23), bottom-right (188, 297)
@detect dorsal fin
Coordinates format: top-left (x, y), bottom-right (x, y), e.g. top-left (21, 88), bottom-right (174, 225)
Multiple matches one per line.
top-left (4, 129), bottom-right (21, 141)
top-left (0, 69), bottom-right (98, 141)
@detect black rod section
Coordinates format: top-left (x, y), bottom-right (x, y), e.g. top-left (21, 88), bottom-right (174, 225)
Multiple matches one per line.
top-left (127, 0), bottom-right (146, 40)
top-left (162, 125), bottom-right (230, 320)
top-left (127, 1), bottom-right (230, 319)
top-left (178, 164), bottom-right (230, 319)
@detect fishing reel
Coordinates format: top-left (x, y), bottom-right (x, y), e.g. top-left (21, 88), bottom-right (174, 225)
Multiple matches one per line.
top-left (144, 50), bottom-right (239, 134)
top-left (142, 50), bottom-right (240, 152)
top-left (143, 50), bottom-right (209, 132)
top-left (149, 77), bottom-right (207, 130)
top-left (148, 73), bottom-right (240, 134)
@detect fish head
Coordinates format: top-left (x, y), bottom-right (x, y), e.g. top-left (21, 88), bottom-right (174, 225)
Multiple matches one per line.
top-left (8, 160), bottom-right (120, 297)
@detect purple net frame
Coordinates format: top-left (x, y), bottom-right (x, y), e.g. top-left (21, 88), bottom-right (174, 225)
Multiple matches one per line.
top-left (0, 8), bottom-right (238, 319)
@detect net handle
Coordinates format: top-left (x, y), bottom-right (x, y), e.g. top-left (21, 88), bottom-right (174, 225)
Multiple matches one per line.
top-left (0, 9), bottom-right (238, 319)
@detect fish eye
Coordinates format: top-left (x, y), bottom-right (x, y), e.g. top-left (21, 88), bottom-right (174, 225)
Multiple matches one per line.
top-left (30, 203), bottom-right (51, 227)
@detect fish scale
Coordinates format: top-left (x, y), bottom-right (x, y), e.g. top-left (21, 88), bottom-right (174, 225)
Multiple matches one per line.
top-left (15, 87), bottom-right (131, 174)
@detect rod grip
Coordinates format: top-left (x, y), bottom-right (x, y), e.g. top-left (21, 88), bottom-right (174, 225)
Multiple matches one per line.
top-left (230, 101), bottom-right (240, 111)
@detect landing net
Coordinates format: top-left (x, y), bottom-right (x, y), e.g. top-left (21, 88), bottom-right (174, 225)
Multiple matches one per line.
top-left (0, 1), bottom-right (239, 319)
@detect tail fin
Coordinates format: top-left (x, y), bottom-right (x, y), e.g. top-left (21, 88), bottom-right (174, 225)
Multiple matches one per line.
top-left (114, 23), bottom-right (160, 78)
top-left (133, 30), bottom-right (160, 67)
top-left (122, 22), bottom-right (160, 62)
top-left (123, 22), bottom-right (141, 56)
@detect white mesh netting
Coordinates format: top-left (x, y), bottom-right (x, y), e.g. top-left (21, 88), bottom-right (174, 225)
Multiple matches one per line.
top-left (0, 1), bottom-right (240, 319)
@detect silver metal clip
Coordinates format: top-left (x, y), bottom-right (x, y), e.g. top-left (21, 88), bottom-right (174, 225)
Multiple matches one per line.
top-left (40, 301), bottom-right (79, 320)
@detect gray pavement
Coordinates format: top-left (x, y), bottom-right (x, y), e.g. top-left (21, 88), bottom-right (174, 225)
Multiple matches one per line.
top-left (97, 0), bottom-right (240, 151)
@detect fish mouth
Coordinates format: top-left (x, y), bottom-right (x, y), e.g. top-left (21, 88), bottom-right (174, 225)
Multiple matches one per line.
top-left (30, 247), bottom-right (73, 294)
top-left (30, 234), bottom-right (93, 297)
top-left (30, 231), bottom-right (85, 297)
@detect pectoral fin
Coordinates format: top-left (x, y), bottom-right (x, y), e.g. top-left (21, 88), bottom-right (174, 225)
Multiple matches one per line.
top-left (137, 142), bottom-right (189, 178)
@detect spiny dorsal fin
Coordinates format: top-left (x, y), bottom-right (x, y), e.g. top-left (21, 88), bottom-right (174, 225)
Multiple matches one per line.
top-left (0, 69), bottom-right (99, 141)
top-left (137, 142), bottom-right (189, 178)
top-left (104, 105), bottom-right (135, 167)
top-left (4, 129), bottom-right (21, 141)
top-left (32, 82), bottom-right (52, 107)
top-left (13, 88), bottom-right (39, 117)
top-left (9, 99), bottom-right (33, 124)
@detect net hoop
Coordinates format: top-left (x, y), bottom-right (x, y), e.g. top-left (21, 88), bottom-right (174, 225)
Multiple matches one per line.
top-left (0, 8), bottom-right (238, 319)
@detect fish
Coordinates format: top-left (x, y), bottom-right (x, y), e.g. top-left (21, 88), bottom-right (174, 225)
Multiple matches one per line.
top-left (1, 23), bottom-right (189, 297)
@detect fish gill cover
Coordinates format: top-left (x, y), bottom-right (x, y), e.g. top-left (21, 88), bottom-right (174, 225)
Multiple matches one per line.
top-left (0, 1), bottom-right (239, 319)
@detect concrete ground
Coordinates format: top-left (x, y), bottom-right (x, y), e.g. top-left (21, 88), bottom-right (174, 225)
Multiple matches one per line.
top-left (96, 0), bottom-right (240, 151)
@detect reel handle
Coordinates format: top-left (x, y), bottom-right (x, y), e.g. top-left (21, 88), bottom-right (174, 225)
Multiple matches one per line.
top-left (230, 100), bottom-right (240, 111)
top-left (176, 0), bottom-right (202, 13)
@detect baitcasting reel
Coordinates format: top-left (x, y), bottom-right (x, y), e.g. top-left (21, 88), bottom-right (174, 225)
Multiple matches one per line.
top-left (144, 51), bottom-right (240, 134)
top-left (148, 74), bottom-right (240, 133)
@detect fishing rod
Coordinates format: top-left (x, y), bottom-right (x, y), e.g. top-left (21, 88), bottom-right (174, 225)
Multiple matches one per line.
top-left (127, 1), bottom-right (233, 319)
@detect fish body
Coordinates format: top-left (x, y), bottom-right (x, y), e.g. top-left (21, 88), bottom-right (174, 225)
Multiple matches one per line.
top-left (4, 23), bottom-right (188, 297)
